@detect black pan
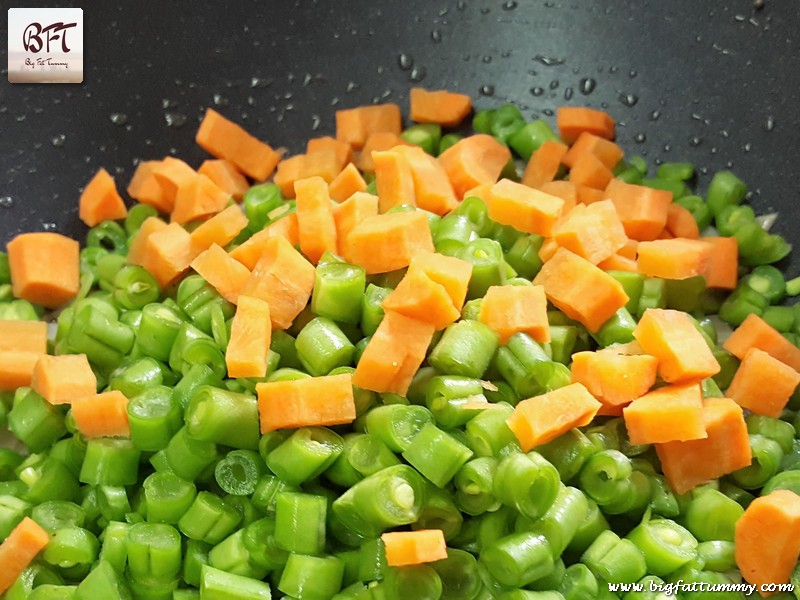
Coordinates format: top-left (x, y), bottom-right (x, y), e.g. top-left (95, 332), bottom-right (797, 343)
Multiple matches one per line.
top-left (2, 0), bottom-right (799, 274)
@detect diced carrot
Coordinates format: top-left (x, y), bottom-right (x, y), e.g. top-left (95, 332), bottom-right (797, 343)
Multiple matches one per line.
top-left (656, 228), bottom-right (675, 240)
top-left (382, 269), bottom-right (460, 330)
top-left (596, 400), bottom-right (626, 417)
top-left (462, 183), bottom-right (493, 203)
top-left (256, 373), bottom-right (356, 432)
top-left (665, 203), bottom-right (700, 239)
top-left (273, 154), bottom-right (307, 198)
top-left (196, 108), bottom-right (282, 180)
top-left (618, 238), bottom-right (639, 260)
top-left (575, 185), bottom-right (606, 205)
top-left (0, 517), bottom-right (50, 595)
top-left (139, 222), bottom-right (195, 288)
top-left (151, 157), bottom-right (198, 214)
top-left (71, 390), bottom-right (130, 438)
top-left (539, 181), bottom-right (577, 214)
top-left (570, 351), bottom-right (658, 406)
top-left (552, 199), bottom-right (627, 265)
top-left (329, 163), bottom-right (368, 202)
top-left (538, 238), bottom-right (559, 263)
top-left (274, 151), bottom-right (344, 199)
top-left (307, 136), bottom-right (353, 173)
top-left (229, 213), bottom-right (300, 270)
top-left (636, 238), bottom-right (711, 280)
top-left (533, 247), bottom-right (629, 333)
top-left (127, 216), bottom-right (168, 267)
top-left (171, 173), bottom-right (231, 224)
top-left (239, 236), bottom-right (316, 330)
top-left (191, 244), bottom-right (251, 304)
top-left (703, 236), bottom-right (739, 290)
top-left (562, 132), bottom-right (624, 170)
top-left (392, 145), bottom-right (458, 215)
top-left (605, 179), bottom-right (672, 241)
top-left (521, 141), bottom-right (568, 189)
top-left (557, 107), bottom-right (615, 144)
top-left (382, 529), bottom-right (448, 567)
top-left (506, 382), bottom-right (601, 450)
top-left (596, 253), bottom-right (639, 273)
top-left (478, 285), bottom-right (550, 344)
top-left (342, 211), bottom-right (435, 274)
top-left (723, 313), bottom-right (800, 372)
top-left (623, 382), bottom-right (707, 445)
top-left (189, 204), bottom-right (249, 256)
top-left (332, 192), bottom-right (379, 255)
top-left (735, 490), bottom-right (800, 596)
top-left (354, 132), bottom-right (411, 172)
top-left (438, 134), bottom-right (512, 198)
top-left (656, 397), bottom-right (751, 495)
top-left (336, 103), bottom-right (403, 150)
top-left (409, 87), bottom-right (472, 127)
top-left (352, 311), bottom-right (435, 395)
top-left (727, 348), bottom-right (800, 418)
top-left (406, 252), bottom-right (473, 312)
top-left (31, 354), bottom-right (97, 405)
top-left (634, 308), bottom-right (720, 383)
top-left (127, 161), bottom-right (165, 211)
top-left (294, 176), bottom-right (338, 264)
top-left (568, 153), bottom-right (614, 190)
top-left (0, 320), bottom-right (48, 354)
top-left (198, 159), bottom-right (250, 202)
top-left (78, 167), bottom-right (128, 227)
top-left (0, 352), bottom-right (41, 391)
top-left (487, 179), bottom-right (564, 237)
top-left (226, 295), bottom-right (272, 379)
top-left (7, 232), bottom-right (79, 309)
top-left (373, 150), bottom-right (417, 213)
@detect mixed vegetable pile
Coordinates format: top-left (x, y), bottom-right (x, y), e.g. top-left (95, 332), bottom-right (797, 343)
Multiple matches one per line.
top-left (2, 87), bottom-right (800, 600)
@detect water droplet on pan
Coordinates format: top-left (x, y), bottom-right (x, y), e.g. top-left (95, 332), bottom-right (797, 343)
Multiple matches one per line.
top-left (530, 86), bottom-right (544, 96)
top-left (109, 113), bottom-right (128, 126)
top-left (398, 53), bottom-right (413, 70)
top-left (51, 134), bottom-right (66, 147)
top-left (164, 112), bottom-right (188, 127)
top-left (502, 0), bottom-right (518, 10)
top-left (409, 66), bottom-right (426, 82)
top-left (764, 115), bottom-right (775, 131)
top-left (564, 87), bottom-right (574, 100)
top-left (0, 196), bottom-right (14, 209)
top-left (689, 135), bottom-right (703, 147)
top-left (534, 55), bottom-right (564, 66)
top-left (618, 92), bottom-right (638, 107)
top-left (479, 84), bottom-right (495, 96)
top-left (579, 78), bottom-right (596, 95)
top-left (431, 29), bottom-right (442, 43)
top-left (634, 133), bottom-right (646, 144)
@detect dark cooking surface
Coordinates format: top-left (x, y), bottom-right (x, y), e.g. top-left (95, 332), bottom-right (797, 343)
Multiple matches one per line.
top-left (1, 0), bottom-right (799, 270)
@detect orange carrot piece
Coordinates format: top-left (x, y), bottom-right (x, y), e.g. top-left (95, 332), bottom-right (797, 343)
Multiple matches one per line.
top-left (533, 247), bottom-right (629, 333)
top-left (342, 211), bottom-right (435, 274)
top-left (273, 154), bottom-right (307, 198)
top-left (307, 135), bottom-right (353, 172)
top-left (506, 383), bottom-right (601, 450)
top-left (7, 232), bottom-right (80, 309)
top-left (575, 185), bottom-right (606, 205)
top-left (229, 213), bottom-right (300, 270)
top-left (463, 183), bottom-right (493, 203)
top-left (226, 295), bottom-right (272, 379)
top-left (478, 285), bottom-right (550, 344)
top-left (539, 181), bottom-right (577, 214)
top-left (656, 397), bottom-right (751, 495)
top-left (127, 216), bottom-right (168, 267)
top-left (171, 173), bottom-right (231, 224)
top-left (438, 134), bottom-right (512, 198)
top-left (407, 252), bottom-right (473, 312)
top-left (538, 238), bottom-right (559, 263)
top-left (71, 390), bottom-right (130, 438)
top-left (392, 145), bottom-right (458, 215)
top-left (274, 151), bottom-right (344, 199)
top-left (597, 254), bottom-right (639, 273)
top-left (665, 203), bottom-right (700, 239)
top-left (239, 236), bottom-right (316, 330)
top-left (634, 308), bottom-right (720, 383)
top-left (354, 132), bottom-right (411, 172)
top-left (521, 141), bottom-right (569, 189)
top-left (256, 373), bottom-right (356, 432)
top-left (31, 354), bottom-right (97, 405)
top-left (636, 238), bottom-right (711, 280)
top-left (562, 132), bottom-right (624, 170)
top-left (0, 517), bottom-right (50, 595)
top-left (198, 159), bottom-right (250, 202)
top-left (410, 87), bottom-right (473, 127)
top-left (79, 167), bottom-right (128, 227)
top-left (568, 152), bottom-right (614, 190)
top-left (329, 163), bottom-right (368, 202)
top-left (735, 490), bottom-right (800, 596)
top-left (294, 176), bottom-right (338, 264)
top-left (0, 320), bottom-right (48, 354)
top-left (487, 179), bottom-right (564, 237)
top-left (605, 178), bottom-right (672, 241)
top-left (191, 244), bottom-right (251, 305)
top-left (727, 348), bottom-right (800, 418)
top-left (373, 150), bottom-right (417, 213)
top-left (703, 236), bottom-right (739, 290)
top-left (618, 238), bottom-right (639, 260)
top-left (552, 199), bottom-right (627, 265)
top-left (127, 161), bottom-right (166, 212)
top-left (570, 351), bottom-right (658, 406)
top-left (623, 382), bottom-right (707, 445)
top-left (332, 192), bottom-right (379, 254)
top-left (140, 222), bottom-right (195, 288)
top-left (382, 269), bottom-right (460, 330)
top-left (382, 529), bottom-right (448, 567)
top-left (352, 311), bottom-right (435, 395)
top-left (0, 352), bottom-right (41, 391)
top-left (724, 313), bottom-right (800, 373)
top-left (196, 108), bottom-right (282, 180)
top-left (151, 157), bottom-right (198, 214)
top-left (596, 400), bottom-right (626, 417)
top-left (189, 204), bottom-right (249, 255)
top-left (336, 103), bottom-right (403, 150)
top-left (557, 106), bottom-right (615, 144)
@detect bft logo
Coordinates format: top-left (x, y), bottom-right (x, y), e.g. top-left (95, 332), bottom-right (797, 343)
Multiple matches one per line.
top-left (23, 21), bottom-right (78, 54)
top-left (8, 8), bottom-right (84, 83)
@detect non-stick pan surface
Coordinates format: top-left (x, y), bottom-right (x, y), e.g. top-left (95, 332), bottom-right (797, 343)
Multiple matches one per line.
top-left (1, 0), bottom-right (799, 272)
